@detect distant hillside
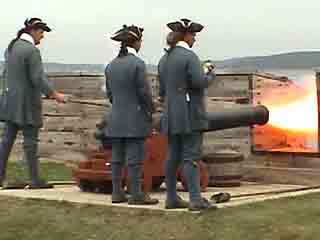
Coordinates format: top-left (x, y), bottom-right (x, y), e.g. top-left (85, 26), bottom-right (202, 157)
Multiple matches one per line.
top-left (42, 62), bottom-right (105, 73)
top-left (0, 62), bottom-right (157, 75)
top-left (0, 62), bottom-right (105, 74)
top-left (1, 51), bottom-right (320, 74)
top-left (214, 51), bottom-right (320, 71)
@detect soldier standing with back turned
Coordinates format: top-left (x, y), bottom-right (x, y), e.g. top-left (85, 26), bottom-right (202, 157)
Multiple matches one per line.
top-left (105, 25), bottom-right (158, 205)
top-left (158, 19), bottom-right (216, 211)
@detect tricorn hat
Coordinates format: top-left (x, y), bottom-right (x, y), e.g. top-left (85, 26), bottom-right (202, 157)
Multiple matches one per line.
top-left (111, 25), bottom-right (144, 42)
top-left (24, 18), bottom-right (52, 32)
top-left (167, 18), bottom-right (203, 33)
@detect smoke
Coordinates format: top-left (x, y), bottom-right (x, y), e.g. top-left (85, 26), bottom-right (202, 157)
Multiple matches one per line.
top-left (252, 71), bottom-right (319, 153)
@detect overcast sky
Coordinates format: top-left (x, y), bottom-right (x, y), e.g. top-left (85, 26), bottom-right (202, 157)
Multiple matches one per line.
top-left (1, 0), bottom-right (319, 64)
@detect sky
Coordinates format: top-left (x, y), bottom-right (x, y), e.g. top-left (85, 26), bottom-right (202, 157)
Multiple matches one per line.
top-left (1, 0), bottom-right (320, 64)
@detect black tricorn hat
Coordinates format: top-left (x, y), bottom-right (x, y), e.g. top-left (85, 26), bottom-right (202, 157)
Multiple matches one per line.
top-left (24, 18), bottom-right (52, 32)
top-left (167, 18), bottom-right (203, 33)
top-left (111, 25), bottom-right (144, 42)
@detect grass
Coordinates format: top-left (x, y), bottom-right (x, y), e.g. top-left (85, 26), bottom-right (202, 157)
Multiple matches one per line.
top-left (5, 161), bottom-right (72, 184)
top-left (0, 192), bottom-right (320, 240)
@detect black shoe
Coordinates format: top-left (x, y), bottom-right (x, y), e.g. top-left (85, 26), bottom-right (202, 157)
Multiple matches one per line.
top-left (1, 180), bottom-right (28, 189)
top-left (128, 193), bottom-right (159, 205)
top-left (210, 192), bottom-right (231, 203)
top-left (0, 178), bottom-right (4, 188)
top-left (188, 198), bottom-right (218, 211)
top-left (165, 195), bottom-right (189, 209)
top-left (112, 192), bottom-right (128, 203)
top-left (28, 180), bottom-right (54, 189)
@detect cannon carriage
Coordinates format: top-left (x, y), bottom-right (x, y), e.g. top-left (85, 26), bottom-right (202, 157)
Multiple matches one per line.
top-left (72, 105), bottom-right (269, 193)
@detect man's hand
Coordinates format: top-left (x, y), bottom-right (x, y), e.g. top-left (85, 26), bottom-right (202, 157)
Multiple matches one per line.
top-left (203, 60), bottom-right (216, 74)
top-left (207, 64), bottom-right (215, 73)
top-left (51, 91), bottom-right (67, 103)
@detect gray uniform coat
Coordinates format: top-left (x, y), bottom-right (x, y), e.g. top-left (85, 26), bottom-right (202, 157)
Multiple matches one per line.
top-left (105, 53), bottom-right (153, 138)
top-left (5, 39), bottom-right (53, 127)
top-left (158, 46), bottom-right (215, 135)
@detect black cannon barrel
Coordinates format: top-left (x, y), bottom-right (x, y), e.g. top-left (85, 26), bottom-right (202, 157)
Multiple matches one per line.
top-left (205, 105), bottom-right (269, 132)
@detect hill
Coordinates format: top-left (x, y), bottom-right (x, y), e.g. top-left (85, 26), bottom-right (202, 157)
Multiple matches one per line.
top-left (1, 51), bottom-right (320, 74)
top-left (214, 51), bottom-right (320, 71)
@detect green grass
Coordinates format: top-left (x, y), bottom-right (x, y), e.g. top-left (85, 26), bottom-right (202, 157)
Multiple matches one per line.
top-left (5, 161), bottom-right (72, 184)
top-left (0, 193), bottom-right (320, 240)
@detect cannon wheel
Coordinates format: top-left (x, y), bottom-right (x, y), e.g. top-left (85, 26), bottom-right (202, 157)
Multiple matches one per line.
top-left (178, 160), bottom-right (209, 192)
top-left (79, 180), bottom-right (95, 192)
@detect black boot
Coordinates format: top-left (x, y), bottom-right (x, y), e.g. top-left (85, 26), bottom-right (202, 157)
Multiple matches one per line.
top-left (189, 198), bottom-right (218, 211)
top-left (28, 179), bottom-right (54, 189)
top-left (24, 142), bottom-right (53, 189)
top-left (128, 193), bottom-right (159, 205)
top-left (112, 191), bottom-right (128, 203)
top-left (111, 165), bottom-right (126, 203)
top-left (165, 195), bottom-right (189, 209)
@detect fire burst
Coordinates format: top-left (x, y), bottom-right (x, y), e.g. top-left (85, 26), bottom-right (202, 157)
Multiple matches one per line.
top-left (266, 91), bottom-right (318, 134)
top-left (252, 77), bottom-right (319, 153)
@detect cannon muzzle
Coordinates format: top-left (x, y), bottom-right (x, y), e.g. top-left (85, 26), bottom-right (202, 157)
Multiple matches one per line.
top-left (205, 105), bottom-right (269, 132)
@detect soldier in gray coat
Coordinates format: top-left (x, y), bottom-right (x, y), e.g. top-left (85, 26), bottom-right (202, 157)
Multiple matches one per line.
top-left (105, 25), bottom-right (158, 205)
top-left (0, 18), bottom-right (66, 189)
top-left (158, 19), bottom-right (216, 211)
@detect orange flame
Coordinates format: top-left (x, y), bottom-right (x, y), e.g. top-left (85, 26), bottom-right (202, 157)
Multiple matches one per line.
top-left (266, 91), bottom-right (318, 134)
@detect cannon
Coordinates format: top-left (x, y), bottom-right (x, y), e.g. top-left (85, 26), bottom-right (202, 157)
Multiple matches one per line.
top-left (150, 105), bottom-right (269, 133)
top-left (72, 105), bottom-right (269, 193)
top-left (205, 105), bottom-right (269, 132)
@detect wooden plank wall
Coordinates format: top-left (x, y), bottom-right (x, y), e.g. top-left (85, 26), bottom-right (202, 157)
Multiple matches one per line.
top-left (7, 71), bottom-right (320, 185)
top-left (205, 74), bottom-right (252, 157)
top-left (43, 72), bottom-right (320, 186)
top-left (9, 73), bottom-right (159, 163)
top-left (8, 72), bottom-right (283, 163)
top-left (10, 74), bottom-right (109, 163)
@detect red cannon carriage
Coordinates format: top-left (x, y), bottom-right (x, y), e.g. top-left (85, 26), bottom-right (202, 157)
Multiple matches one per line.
top-left (72, 105), bottom-right (269, 193)
top-left (72, 133), bottom-right (209, 193)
